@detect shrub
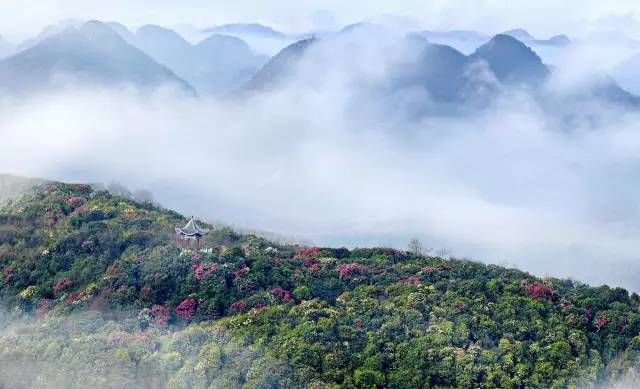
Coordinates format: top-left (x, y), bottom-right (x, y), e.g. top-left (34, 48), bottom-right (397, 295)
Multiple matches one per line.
top-left (176, 298), bottom-right (197, 321)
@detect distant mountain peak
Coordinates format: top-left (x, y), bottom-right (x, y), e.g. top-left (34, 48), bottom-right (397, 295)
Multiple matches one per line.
top-left (0, 21), bottom-right (194, 94)
top-left (203, 23), bottom-right (287, 39)
top-left (471, 34), bottom-right (549, 86)
top-left (503, 28), bottom-right (535, 41)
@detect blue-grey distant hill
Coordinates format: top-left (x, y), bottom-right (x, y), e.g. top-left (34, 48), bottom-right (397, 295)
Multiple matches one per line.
top-left (240, 32), bottom-right (638, 113)
top-left (0, 21), bottom-right (194, 95)
top-left (118, 24), bottom-right (268, 95)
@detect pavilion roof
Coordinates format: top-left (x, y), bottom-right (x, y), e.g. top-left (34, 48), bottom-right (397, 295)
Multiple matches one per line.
top-left (175, 217), bottom-right (210, 237)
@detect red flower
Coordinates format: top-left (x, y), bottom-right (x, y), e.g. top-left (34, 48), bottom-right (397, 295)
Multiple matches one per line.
top-left (194, 263), bottom-right (217, 281)
top-left (525, 283), bottom-right (555, 301)
top-left (294, 247), bottom-right (321, 259)
top-left (2, 267), bottom-right (12, 279)
top-left (67, 292), bottom-right (81, 304)
top-left (354, 319), bottom-right (364, 328)
top-left (595, 316), bottom-right (611, 331)
top-left (176, 298), bottom-right (197, 320)
top-left (230, 300), bottom-right (247, 313)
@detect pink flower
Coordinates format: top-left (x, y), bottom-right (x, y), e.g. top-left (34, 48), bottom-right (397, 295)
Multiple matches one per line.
top-left (230, 300), bottom-right (247, 313)
top-left (36, 299), bottom-right (50, 317)
top-left (404, 276), bottom-right (421, 286)
top-left (303, 258), bottom-right (320, 271)
top-left (336, 263), bottom-right (370, 280)
top-left (176, 298), bottom-right (197, 320)
top-left (3, 267), bottom-right (12, 279)
top-left (270, 287), bottom-right (293, 302)
top-left (53, 277), bottom-right (75, 295)
top-left (151, 304), bottom-right (170, 326)
top-left (66, 196), bottom-right (86, 209)
top-left (234, 267), bottom-right (250, 280)
top-left (354, 319), bottom-right (364, 328)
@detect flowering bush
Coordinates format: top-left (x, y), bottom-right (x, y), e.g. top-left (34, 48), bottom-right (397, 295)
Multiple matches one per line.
top-left (67, 292), bottom-right (81, 304)
top-left (270, 288), bottom-right (293, 302)
top-left (3, 267), bottom-right (12, 279)
top-left (176, 298), bottom-right (197, 320)
top-left (303, 258), bottom-right (320, 271)
top-left (234, 267), bottom-right (250, 280)
top-left (525, 283), bottom-right (555, 301)
top-left (337, 263), bottom-right (370, 280)
top-left (193, 263), bottom-right (217, 281)
top-left (53, 277), bottom-right (75, 295)
top-left (230, 300), bottom-right (247, 313)
top-left (294, 247), bottom-right (321, 259)
top-left (151, 304), bottom-right (170, 327)
top-left (19, 286), bottom-right (38, 300)
top-left (423, 267), bottom-right (436, 275)
top-left (66, 196), bottom-right (86, 209)
top-left (595, 316), bottom-right (611, 331)
top-left (404, 276), bottom-right (421, 286)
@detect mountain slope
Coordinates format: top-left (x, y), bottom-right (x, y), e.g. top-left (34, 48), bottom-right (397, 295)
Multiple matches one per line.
top-left (2, 178), bottom-right (640, 387)
top-left (132, 24), bottom-right (267, 95)
top-left (203, 23), bottom-right (288, 40)
top-left (241, 38), bottom-right (316, 92)
top-left (471, 34), bottom-right (550, 86)
top-left (0, 21), bottom-right (193, 94)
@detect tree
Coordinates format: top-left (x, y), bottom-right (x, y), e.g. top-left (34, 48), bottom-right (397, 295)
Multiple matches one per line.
top-left (408, 238), bottom-right (424, 256)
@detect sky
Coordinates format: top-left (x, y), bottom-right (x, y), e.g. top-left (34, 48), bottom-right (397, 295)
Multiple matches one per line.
top-left (3, 0), bottom-right (640, 42)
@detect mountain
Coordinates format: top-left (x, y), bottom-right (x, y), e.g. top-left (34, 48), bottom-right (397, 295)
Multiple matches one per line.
top-left (2, 177), bottom-right (640, 387)
top-left (203, 23), bottom-right (288, 39)
top-left (16, 19), bottom-right (84, 52)
top-left (202, 23), bottom-right (296, 56)
top-left (611, 53), bottom-right (640, 95)
top-left (241, 38), bottom-right (316, 92)
top-left (130, 24), bottom-right (267, 95)
top-left (0, 21), bottom-right (193, 95)
top-left (503, 29), bottom-right (571, 47)
top-left (105, 21), bottom-right (137, 44)
top-left (0, 35), bottom-right (14, 59)
top-left (471, 34), bottom-right (550, 86)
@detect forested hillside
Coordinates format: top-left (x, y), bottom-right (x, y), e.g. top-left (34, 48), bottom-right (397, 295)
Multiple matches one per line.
top-left (2, 180), bottom-right (640, 388)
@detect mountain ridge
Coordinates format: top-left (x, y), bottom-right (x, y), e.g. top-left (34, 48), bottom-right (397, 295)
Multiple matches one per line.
top-left (1, 176), bottom-right (640, 386)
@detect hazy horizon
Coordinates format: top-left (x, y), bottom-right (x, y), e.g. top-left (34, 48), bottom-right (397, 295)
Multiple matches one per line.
top-left (4, 0), bottom-right (640, 42)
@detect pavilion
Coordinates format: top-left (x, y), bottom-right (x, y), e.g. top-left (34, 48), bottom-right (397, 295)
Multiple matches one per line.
top-left (175, 217), bottom-right (210, 249)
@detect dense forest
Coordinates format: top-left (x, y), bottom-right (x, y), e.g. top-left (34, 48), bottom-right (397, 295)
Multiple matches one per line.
top-left (2, 179), bottom-right (640, 388)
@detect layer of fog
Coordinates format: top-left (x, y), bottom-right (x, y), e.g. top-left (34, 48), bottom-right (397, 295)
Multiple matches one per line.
top-left (3, 30), bottom-right (640, 292)
top-left (0, 307), bottom-right (293, 388)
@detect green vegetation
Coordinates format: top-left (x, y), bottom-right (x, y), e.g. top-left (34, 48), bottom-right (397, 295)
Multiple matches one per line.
top-left (2, 180), bottom-right (640, 388)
